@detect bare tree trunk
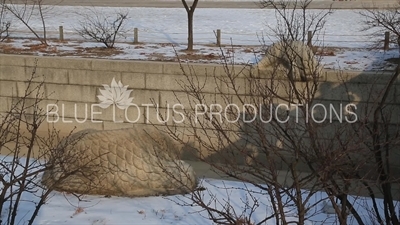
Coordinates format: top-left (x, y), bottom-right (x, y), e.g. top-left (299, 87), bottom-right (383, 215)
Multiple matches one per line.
top-left (181, 0), bottom-right (198, 51)
top-left (187, 11), bottom-right (194, 51)
top-left (38, 0), bottom-right (47, 45)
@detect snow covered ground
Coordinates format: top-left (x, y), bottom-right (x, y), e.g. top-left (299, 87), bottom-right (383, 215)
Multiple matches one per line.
top-left (5, 7), bottom-right (383, 47)
top-left (24, 179), bottom-right (384, 225)
top-left (0, 155), bottom-right (394, 225)
top-left (1, 6), bottom-right (399, 71)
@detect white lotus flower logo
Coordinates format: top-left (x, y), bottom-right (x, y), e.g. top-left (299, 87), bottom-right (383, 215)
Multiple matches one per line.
top-left (97, 78), bottom-right (134, 110)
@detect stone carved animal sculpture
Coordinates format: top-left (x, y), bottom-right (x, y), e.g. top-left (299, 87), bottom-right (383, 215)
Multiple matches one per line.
top-left (256, 40), bottom-right (323, 81)
top-left (42, 126), bottom-right (197, 197)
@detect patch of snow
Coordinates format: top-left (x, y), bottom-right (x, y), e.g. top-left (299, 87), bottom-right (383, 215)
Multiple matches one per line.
top-left (322, 48), bottom-right (398, 71)
top-left (4, 7), bottom-right (381, 47)
top-left (0, 155), bottom-right (398, 225)
top-left (3, 177), bottom-right (395, 225)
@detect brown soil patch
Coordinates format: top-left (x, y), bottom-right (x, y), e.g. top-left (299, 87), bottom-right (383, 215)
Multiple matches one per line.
top-left (145, 51), bottom-right (221, 62)
top-left (243, 48), bottom-right (257, 53)
top-left (146, 53), bottom-right (176, 61)
top-left (180, 52), bottom-right (220, 61)
top-left (344, 61), bottom-right (359, 64)
top-left (0, 42), bottom-right (59, 54)
top-left (73, 46), bottom-right (124, 57)
top-left (0, 41), bottom-right (124, 58)
top-left (25, 44), bottom-right (58, 53)
top-left (0, 44), bottom-right (21, 53)
top-left (3, 38), bottom-right (13, 43)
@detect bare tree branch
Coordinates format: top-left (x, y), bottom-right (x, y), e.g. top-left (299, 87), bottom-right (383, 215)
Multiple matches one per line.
top-left (76, 8), bottom-right (129, 48)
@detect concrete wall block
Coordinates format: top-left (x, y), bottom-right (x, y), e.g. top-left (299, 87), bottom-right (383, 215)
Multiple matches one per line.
top-left (15, 81), bottom-right (44, 98)
top-left (33, 68), bottom-right (69, 84)
top-left (231, 79), bottom-right (293, 99)
top-left (159, 91), bottom-right (191, 108)
top-left (45, 83), bottom-right (97, 103)
top-left (0, 96), bottom-right (11, 113)
top-left (146, 73), bottom-right (185, 91)
top-left (232, 65), bottom-right (254, 78)
top-left (350, 71), bottom-right (393, 84)
top-left (316, 81), bottom-right (383, 103)
top-left (194, 93), bottom-right (224, 106)
top-left (92, 59), bottom-right (163, 73)
top-left (325, 70), bottom-right (392, 84)
top-left (69, 70), bottom-right (121, 86)
top-left (220, 77), bottom-right (252, 95)
top-left (0, 66), bottom-right (27, 81)
top-left (25, 56), bottom-right (93, 70)
top-left (218, 94), bottom-right (259, 111)
top-left (144, 106), bottom-right (178, 126)
top-left (24, 57), bottom-right (41, 68)
top-left (325, 70), bottom-right (346, 83)
top-left (146, 73), bottom-right (220, 93)
top-left (25, 66), bottom-right (67, 84)
top-left (129, 89), bottom-right (160, 106)
top-left (0, 80), bottom-right (17, 97)
top-left (251, 67), bottom-right (289, 80)
top-left (189, 63), bottom-right (226, 77)
top-left (16, 79), bottom-right (55, 99)
top-left (67, 70), bottom-right (85, 85)
top-left (130, 61), bottom-right (164, 73)
top-left (0, 54), bottom-right (26, 66)
top-left (270, 80), bottom-right (295, 99)
top-left (162, 63), bottom-right (186, 75)
top-left (15, 81), bottom-right (27, 98)
top-left (163, 62), bottom-right (225, 76)
top-left (90, 104), bottom-right (142, 124)
top-left (166, 93), bottom-right (225, 110)
top-left (14, 81), bottom-right (50, 100)
top-left (121, 72), bottom-right (146, 89)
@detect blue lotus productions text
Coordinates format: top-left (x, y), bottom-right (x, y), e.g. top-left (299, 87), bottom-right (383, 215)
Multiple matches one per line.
top-left (46, 103), bottom-right (358, 124)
